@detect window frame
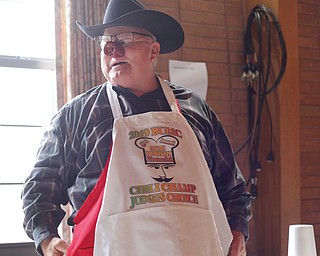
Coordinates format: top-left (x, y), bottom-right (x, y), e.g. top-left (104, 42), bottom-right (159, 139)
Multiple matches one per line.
top-left (0, 55), bottom-right (54, 70)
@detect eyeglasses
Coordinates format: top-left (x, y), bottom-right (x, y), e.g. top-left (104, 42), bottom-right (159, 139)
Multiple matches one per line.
top-left (94, 31), bottom-right (156, 48)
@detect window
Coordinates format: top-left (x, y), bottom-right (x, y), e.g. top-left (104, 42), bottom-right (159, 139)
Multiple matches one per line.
top-left (0, 0), bottom-right (56, 243)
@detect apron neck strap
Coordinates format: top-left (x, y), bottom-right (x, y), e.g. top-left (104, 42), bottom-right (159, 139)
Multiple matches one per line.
top-left (158, 76), bottom-right (180, 113)
top-left (106, 76), bottom-right (179, 119)
top-left (106, 83), bottom-right (123, 119)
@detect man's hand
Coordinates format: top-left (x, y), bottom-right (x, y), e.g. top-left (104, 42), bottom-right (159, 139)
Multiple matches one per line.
top-left (228, 230), bottom-right (246, 256)
top-left (41, 237), bottom-right (69, 256)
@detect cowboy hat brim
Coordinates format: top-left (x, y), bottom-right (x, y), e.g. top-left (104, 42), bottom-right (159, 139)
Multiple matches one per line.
top-left (76, 10), bottom-right (184, 54)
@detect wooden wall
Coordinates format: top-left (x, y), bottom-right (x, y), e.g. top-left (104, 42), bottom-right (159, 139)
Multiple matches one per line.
top-left (142, 0), bottom-right (320, 255)
top-left (298, 0), bottom-right (320, 252)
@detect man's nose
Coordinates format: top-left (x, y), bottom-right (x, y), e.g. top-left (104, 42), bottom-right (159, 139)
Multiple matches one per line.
top-left (103, 41), bottom-right (125, 57)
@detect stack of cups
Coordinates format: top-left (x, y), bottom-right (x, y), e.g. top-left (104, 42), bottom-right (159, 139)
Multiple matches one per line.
top-left (288, 224), bottom-right (317, 256)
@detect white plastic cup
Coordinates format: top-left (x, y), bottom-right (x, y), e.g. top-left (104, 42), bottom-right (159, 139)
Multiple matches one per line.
top-left (288, 224), bottom-right (317, 256)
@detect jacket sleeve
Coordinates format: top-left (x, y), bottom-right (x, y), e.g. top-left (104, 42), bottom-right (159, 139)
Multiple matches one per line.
top-left (178, 92), bottom-right (252, 240)
top-left (174, 85), bottom-right (252, 240)
top-left (21, 108), bottom-right (70, 254)
top-left (209, 115), bottom-right (252, 240)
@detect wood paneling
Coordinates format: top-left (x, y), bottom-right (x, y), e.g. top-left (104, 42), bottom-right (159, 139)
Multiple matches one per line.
top-left (298, 0), bottom-right (320, 253)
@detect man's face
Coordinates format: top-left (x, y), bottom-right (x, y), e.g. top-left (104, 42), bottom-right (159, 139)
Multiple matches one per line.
top-left (100, 26), bottom-right (160, 93)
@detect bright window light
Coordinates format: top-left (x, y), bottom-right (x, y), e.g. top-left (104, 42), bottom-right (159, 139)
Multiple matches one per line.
top-left (0, 0), bottom-right (56, 244)
top-left (0, 0), bottom-right (55, 58)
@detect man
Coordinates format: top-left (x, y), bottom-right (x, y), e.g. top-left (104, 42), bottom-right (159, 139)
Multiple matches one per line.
top-left (22, 0), bottom-right (251, 255)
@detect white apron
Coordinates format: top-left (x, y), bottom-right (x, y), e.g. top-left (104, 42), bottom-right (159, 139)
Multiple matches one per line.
top-left (93, 78), bottom-right (232, 256)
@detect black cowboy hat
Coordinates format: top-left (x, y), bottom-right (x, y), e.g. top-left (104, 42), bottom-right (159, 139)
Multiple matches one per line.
top-left (76, 0), bottom-right (185, 54)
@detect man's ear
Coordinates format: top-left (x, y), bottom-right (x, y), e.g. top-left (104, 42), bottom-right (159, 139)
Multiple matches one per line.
top-left (150, 42), bottom-right (160, 61)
